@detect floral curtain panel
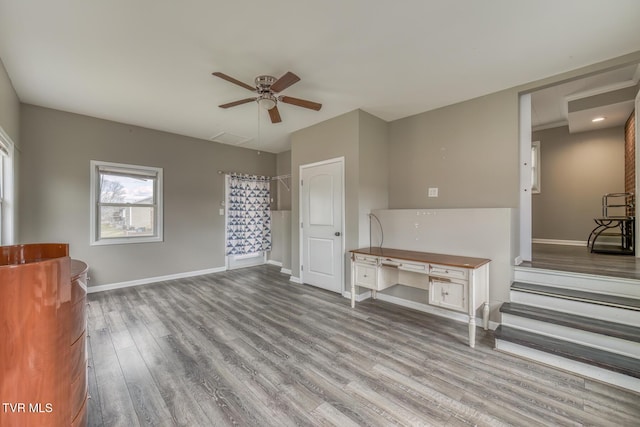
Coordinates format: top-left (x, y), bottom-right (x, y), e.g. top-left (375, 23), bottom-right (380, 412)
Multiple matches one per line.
top-left (226, 173), bottom-right (272, 256)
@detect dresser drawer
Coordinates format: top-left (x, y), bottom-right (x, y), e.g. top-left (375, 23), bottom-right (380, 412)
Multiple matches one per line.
top-left (71, 395), bottom-right (88, 427)
top-left (429, 277), bottom-right (468, 312)
top-left (69, 298), bottom-right (87, 344)
top-left (355, 263), bottom-right (377, 288)
top-left (429, 264), bottom-right (468, 280)
top-left (70, 332), bottom-right (87, 382)
top-left (70, 363), bottom-right (88, 420)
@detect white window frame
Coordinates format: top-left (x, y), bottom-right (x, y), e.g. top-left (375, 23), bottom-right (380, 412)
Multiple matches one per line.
top-left (531, 141), bottom-right (541, 194)
top-left (0, 127), bottom-right (15, 245)
top-left (90, 160), bottom-right (163, 245)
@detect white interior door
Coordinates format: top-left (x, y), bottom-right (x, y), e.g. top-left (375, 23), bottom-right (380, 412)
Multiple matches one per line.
top-left (301, 158), bottom-right (344, 293)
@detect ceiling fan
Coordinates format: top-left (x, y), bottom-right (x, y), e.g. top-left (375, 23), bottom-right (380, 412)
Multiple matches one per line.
top-left (212, 71), bottom-right (322, 123)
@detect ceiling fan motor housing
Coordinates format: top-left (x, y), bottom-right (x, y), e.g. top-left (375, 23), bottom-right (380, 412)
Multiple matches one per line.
top-left (255, 75), bottom-right (277, 93)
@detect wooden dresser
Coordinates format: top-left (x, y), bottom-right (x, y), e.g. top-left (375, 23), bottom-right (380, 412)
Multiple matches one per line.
top-left (0, 243), bottom-right (88, 427)
top-left (350, 247), bottom-right (490, 348)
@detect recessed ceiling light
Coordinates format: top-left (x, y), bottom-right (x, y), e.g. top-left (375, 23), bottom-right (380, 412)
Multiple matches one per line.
top-left (592, 117), bottom-right (606, 122)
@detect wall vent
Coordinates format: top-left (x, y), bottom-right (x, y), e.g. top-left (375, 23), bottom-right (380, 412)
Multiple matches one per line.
top-left (209, 132), bottom-right (252, 146)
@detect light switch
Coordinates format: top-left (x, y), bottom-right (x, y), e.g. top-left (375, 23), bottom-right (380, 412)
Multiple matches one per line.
top-left (219, 208), bottom-right (225, 215)
top-left (428, 187), bottom-right (438, 197)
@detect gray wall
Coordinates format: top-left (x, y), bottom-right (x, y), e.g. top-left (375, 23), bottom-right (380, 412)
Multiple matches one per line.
top-left (275, 150), bottom-right (291, 210)
top-left (358, 111), bottom-right (389, 246)
top-left (19, 104), bottom-right (275, 287)
top-left (388, 88), bottom-right (520, 209)
top-left (291, 110), bottom-right (360, 285)
top-left (532, 125), bottom-right (625, 241)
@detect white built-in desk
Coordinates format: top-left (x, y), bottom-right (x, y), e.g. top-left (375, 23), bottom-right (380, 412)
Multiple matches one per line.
top-left (350, 247), bottom-right (491, 348)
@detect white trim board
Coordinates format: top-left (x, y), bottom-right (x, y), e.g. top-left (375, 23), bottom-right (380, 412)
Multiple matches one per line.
top-left (281, 268), bottom-right (292, 275)
top-left (532, 239), bottom-right (586, 246)
top-left (87, 266), bottom-right (227, 293)
top-left (342, 290), bottom-right (373, 303)
top-left (532, 238), bottom-right (619, 247)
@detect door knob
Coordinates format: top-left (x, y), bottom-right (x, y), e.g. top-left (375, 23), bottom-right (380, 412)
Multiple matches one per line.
top-left (335, 231), bottom-right (341, 236)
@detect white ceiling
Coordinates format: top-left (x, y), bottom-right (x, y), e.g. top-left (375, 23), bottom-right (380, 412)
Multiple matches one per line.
top-left (1, 1), bottom-right (640, 153)
top-left (531, 64), bottom-right (639, 133)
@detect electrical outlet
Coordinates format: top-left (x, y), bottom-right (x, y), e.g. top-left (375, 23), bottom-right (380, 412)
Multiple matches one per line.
top-left (428, 187), bottom-right (438, 197)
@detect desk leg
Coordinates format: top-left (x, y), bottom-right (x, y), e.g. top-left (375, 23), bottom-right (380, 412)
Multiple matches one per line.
top-left (468, 317), bottom-right (476, 348)
top-left (482, 302), bottom-right (489, 331)
top-left (351, 284), bottom-right (355, 308)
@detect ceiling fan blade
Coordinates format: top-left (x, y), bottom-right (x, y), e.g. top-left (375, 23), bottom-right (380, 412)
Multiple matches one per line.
top-left (280, 96), bottom-right (322, 111)
top-left (219, 98), bottom-right (256, 108)
top-left (212, 72), bottom-right (256, 92)
top-left (268, 106), bottom-right (282, 123)
top-left (270, 72), bottom-right (300, 93)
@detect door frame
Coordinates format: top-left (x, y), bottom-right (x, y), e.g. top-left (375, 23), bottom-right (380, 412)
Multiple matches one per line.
top-left (299, 156), bottom-right (346, 292)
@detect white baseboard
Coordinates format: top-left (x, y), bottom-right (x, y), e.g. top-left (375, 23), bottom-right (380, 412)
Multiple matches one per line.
top-left (290, 276), bottom-right (302, 284)
top-left (342, 290), bottom-right (372, 302)
top-left (87, 266), bottom-right (227, 293)
top-left (532, 239), bottom-right (586, 246)
top-left (280, 268), bottom-right (292, 275)
top-left (267, 260), bottom-right (283, 267)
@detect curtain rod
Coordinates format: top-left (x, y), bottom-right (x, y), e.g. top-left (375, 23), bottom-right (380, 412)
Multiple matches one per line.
top-left (218, 170), bottom-right (291, 191)
top-left (217, 170), bottom-right (291, 180)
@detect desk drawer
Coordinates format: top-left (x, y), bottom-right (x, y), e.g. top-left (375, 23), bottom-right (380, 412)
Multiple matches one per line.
top-left (354, 254), bottom-right (378, 265)
top-left (354, 263), bottom-right (377, 288)
top-left (399, 261), bottom-right (428, 274)
top-left (429, 277), bottom-right (468, 312)
top-left (429, 264), bottom-right (468, 280)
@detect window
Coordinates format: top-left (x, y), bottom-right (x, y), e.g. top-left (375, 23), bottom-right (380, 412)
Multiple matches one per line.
top-left (0, 128), bottom-right (14, 245)
top-left (90, 160), bottom-right (163, 245)
top-left (531, 141), bottom-right (541, 194)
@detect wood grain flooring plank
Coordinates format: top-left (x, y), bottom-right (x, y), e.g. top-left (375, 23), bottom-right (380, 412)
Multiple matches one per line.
top-left (86, 264), bottom-right (640, 427)
top-left (89, 325), bottom-right (141, 427)
top-left (372, 364), bottom-right (508, 427)
top-left (115, 298), bottom-right (213, 426)
top-left (115, 346), bottom-right (174, 426)
top-left (310, 402), bottom-right (362, 427)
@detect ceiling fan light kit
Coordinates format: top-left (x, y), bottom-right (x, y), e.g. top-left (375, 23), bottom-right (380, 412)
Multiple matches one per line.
top-left (213, 71), bottom-right (322, 123)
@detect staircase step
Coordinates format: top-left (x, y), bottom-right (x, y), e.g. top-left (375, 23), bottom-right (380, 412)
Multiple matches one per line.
top-left (511, 282), bottom-right (640, 311)
top-left (494, 325), bottom-right (640, 379)
top-left (500, 302), bottom-right (640, 343)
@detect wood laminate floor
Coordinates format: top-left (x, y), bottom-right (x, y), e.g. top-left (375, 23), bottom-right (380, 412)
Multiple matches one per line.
top-left (87, 265), bottom-right (640, 427)
top-left (524, 243), bottom-right (640, 280)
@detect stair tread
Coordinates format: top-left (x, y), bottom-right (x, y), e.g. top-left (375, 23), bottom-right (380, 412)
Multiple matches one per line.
top-left (500, 302), bottom-right (640, 343)
top-left (495, 325), bottom-right (640, 379)
top-left (511, 281), bottom-right (640, 310)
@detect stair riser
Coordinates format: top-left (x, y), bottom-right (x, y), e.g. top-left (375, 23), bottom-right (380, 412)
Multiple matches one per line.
top-left (495, 339), bottom-right (640, 394)
top-left (501, 313), bottom-right (640, 359)
top-left (510, 291), bottom-right (640, 327)
top-left (514, 267), bottom-right (640, 298)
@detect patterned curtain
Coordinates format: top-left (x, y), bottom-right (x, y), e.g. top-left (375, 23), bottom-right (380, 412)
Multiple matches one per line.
top-left (226, 174), bottom-right (272, 255)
